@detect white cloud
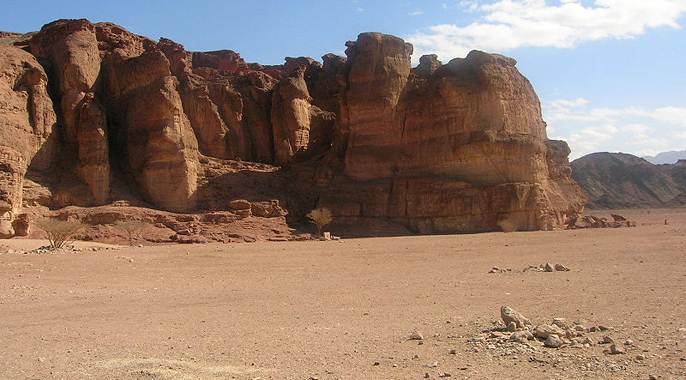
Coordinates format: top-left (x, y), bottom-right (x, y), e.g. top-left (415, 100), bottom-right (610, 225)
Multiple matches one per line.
top-left (408, 10), bottom-right (424, 16)
top-left (407, 0), bottom-right (686, 60)
top-left (622, 123), bottom-right (653, 139)
top-left (543, 98), bottom-right (686, 159)
top-left (561, 124), bottom-right (618, 157)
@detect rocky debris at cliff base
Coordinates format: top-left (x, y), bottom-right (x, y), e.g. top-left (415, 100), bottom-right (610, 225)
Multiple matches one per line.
top-left (1, 244), bottom-right (122, 255)
top-left (570, 214), bottom-right (637, 229)
top-left (19, 204), bottom-right (304, 245)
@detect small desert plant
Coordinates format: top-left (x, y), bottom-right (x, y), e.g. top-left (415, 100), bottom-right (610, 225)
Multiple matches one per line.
top-left (35, 218), bottom-right (86, 249)
top-left (114, 220), bottom-right (150, 246)
top-left (306, 207), bottom-right (333, 237)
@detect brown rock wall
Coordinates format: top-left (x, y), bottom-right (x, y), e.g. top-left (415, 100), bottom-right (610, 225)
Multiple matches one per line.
top-left (0, 46), bottom-right (56, 237)
top-left (0, 20), bottom-right (586, 238)
top-left (29, 19), bottom-right (109, 204)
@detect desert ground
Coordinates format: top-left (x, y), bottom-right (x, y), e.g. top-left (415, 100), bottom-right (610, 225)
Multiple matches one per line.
top-left (1, 208), bottom-right (685, 380)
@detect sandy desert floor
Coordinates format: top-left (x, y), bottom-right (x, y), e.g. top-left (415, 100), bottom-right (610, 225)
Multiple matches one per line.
top-left (1, 209), bottom-right (685, 380)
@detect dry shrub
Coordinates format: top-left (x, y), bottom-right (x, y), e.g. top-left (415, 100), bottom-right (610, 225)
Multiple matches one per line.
top-left (35, 218), bottom-right (86, 249)
top-left (306, 207), bottom-right (333, 237)
top-left (114, 220), bottom-right (150, 246)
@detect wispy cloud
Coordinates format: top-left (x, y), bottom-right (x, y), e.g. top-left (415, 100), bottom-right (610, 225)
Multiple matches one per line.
top-left (408, 10), bottom-right (424, 16)
top-left (544, 98), bottom-right (686, 158)
top-left (407, 0), bottom-right (686, 60)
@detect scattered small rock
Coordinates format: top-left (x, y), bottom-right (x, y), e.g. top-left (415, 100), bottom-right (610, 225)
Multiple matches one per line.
top-left (554, 263), bottom-right (570, 271)
top-left (552, 318), bottom-right (569, 329)
top-left (410, 331), bottom-right (424, 340)
top-left (544, 334), bottom-right (564, 348)
top-left (501, 306), bottom-right (531, 329)
top-left (439, 373), bottom-right (452, 378)
top-left (610, 343), bottom-right (625, 355)
top-left (509, 331), bottom-right (531, 344)
top-left (488, 267), bottom-right (512, 273)
top-left (534, 324), bottom-right (565, 339)
top-left (544, 263), bottom-right (555, 272)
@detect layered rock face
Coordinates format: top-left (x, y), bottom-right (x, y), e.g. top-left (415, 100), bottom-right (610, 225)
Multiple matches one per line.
top-left (0, 45), bottom-right (56, 237)
top-left (0, 19), bottom-right (585, 238)
top-left (312, 34), bottom-right (585, 233)
top-left (29, 20), bottom-right (109, 205)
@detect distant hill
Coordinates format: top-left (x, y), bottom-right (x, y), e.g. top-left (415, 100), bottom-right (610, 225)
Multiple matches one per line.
top-left (571, 152), bottom-right (686, 209)
top-left (643, 150), bottom-right (686, 165)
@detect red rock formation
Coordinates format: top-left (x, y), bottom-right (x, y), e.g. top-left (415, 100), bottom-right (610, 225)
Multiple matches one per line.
top-left (271, 68), bottom-right (336, 164)
top-left (0, 45), bottom-right (56, 237)
top-left (307, 33), bottom-right (585, 232)
top-left (0, 21), bottom-right (586, 239)
top-left (29, 19), bottom-right (109, 205)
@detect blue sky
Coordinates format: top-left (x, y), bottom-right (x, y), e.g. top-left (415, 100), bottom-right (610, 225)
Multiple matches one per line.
top-left (2, 0), bottom-right (685, 159)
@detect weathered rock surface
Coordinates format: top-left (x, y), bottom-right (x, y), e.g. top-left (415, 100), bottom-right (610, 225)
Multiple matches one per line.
top-left (501, 306), bottom-right (531, 329)
top-left (29, 19), bottom-right (109, 205)
top-left (0, 45), bottom-right (56, 237)
top-left (0, 20), bottom-right (586, 239)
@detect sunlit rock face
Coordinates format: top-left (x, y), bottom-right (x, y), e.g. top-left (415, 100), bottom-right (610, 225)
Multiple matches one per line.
top-left (0, 21), bottom-right (585, 237)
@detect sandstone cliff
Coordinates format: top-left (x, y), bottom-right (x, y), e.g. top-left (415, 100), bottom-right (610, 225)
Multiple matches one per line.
top-left (0, 19), bottom-right (586, 239)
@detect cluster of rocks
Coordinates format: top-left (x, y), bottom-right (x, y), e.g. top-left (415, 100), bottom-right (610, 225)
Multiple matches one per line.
top-left (525, 262), bottom-right (571, 272)
top-left (569, 214), bottom-right (637, 229)
top-left (488, 267), bottom-right (512, 273)
top-left (489, 263), bottom-right (570, 273)
top-left (489, 306), bottom-right (626, 353)
top-left (227, 199), bottom-right (288, 218)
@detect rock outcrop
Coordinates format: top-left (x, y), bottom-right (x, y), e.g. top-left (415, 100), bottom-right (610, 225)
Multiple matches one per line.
top-left (0, 45), bottom-right (56, 237)
top-left (305, 37), bottom-right (585, 233)
top-left (0, 20), bottom-right (586, 238)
